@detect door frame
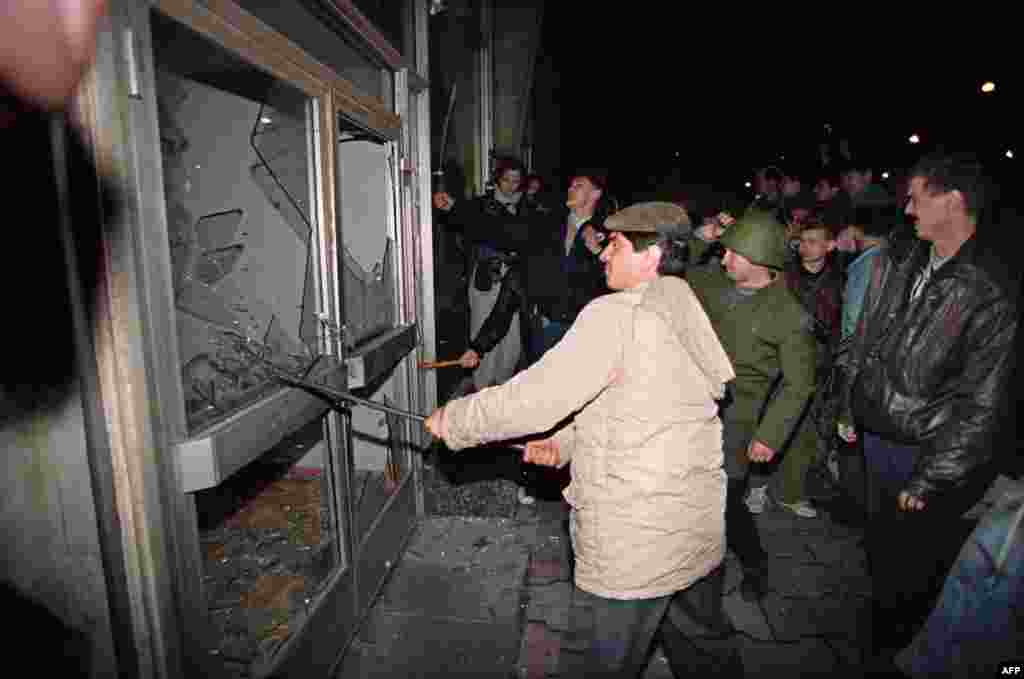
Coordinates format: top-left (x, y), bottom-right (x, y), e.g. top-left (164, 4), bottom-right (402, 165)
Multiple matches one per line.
top-left (79, 0), bottom-right (425, 676)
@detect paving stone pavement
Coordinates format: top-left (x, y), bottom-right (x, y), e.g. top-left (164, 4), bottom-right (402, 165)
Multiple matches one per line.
top-left (334, 491), bottom-right (874, 678)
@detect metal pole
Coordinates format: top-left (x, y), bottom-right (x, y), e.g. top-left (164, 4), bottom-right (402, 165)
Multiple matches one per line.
top-left (223, 331), bottom-right (429, 421)
top-left (274, 374), bottom-right (429, 422)
top-left (437, 81), bottom-right (457, 172)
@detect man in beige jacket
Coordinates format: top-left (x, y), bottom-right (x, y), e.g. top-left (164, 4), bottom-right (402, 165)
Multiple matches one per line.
top-left (426, 202), bottom-right (743, 677)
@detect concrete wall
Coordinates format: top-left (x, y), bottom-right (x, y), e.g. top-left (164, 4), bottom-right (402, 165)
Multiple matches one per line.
top-left (491, 4), bottom-right (544, 161)
top-left (430, 0), bottom-right (553, 189)
top-left (430, 0), bottom-right (484, 196)
top-left (528, 27), bottom-right (561, 184)
top-left (1, 388), bottom-right (116, 676)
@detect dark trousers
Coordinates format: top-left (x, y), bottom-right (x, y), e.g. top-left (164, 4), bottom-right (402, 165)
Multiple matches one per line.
top-left (560, 567), bottom-right (743, 678)
top-left (722, 419), bottom-right (767, 573)
top-left (861, 433), bottom-right (979, 656)
top-left (725, 479), bottom-right (767, 571)
top-left (836, 438), bottom-right (868, 521)
top-left (518, 316), bottom-right (572, 497)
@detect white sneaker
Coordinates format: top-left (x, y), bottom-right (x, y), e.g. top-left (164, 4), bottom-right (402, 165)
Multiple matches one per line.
top-left (517, 487), bottom-right (535, 505)
top-left (745, 486), bottom-right (769, 514)
top-left (779, 500), bottom-right (818, 518)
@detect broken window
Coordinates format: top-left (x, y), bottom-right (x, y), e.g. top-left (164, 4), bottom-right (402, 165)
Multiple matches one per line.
top-left (152, 11), bottom-right (341, 672)
top-left (194, 417), bottom-right (339, 671)
top-left (152, 11), bottom-right (322, 435)
top-left (335, 124), bottom-right (414, 548)
top-left (336, 129), bottom-right (396, 350)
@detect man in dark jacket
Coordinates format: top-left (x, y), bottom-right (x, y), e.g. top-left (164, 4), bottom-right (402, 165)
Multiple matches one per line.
top-left (437, 169), bottom-right (611, 367)
top-left (435, 169), bottom-right (611, 503)
top-left (525, 171), bottom-right (611, 358)
top-left (838, 151), bottom-right (1018, 668)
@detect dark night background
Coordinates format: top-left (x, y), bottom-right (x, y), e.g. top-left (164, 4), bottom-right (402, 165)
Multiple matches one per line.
top-left (536, 8), bottom-right (1020, 212)
top-left (423, 4), bottom-right (1022, 466)
top-left (531, 9), bottom-right (1023, 472)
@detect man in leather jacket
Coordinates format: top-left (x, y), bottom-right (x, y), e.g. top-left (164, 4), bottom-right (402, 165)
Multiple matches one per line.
top-left (457, 258), bottom-right (531, 379)
top-left (464, 159), bottom-right (531, 390)
top-left (837, 152), bottom-right (1018, 669)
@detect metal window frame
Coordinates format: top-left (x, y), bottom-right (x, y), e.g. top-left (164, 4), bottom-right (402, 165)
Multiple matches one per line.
top-left (81, 1), bottom-right (433, 675)
top-left (78, 0), bottom-right (434, 675)
top-left (409, 0), bottom-right (437, 520)
top-left (476, 0), bottom-right (494, 191)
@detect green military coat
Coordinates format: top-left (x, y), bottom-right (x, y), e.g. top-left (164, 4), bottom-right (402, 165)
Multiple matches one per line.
top-left (687, 241), bottom-right (817, 453)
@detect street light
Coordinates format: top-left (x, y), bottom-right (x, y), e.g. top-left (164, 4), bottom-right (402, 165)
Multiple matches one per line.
top-left (909, 134), bottom-right (921, 144)
top-left (1007, 150), bottom-right (1015, 159)
top-left (882, 172), bottom-right (890, 180)
top-left (981, 81), bottom-right (996, 93)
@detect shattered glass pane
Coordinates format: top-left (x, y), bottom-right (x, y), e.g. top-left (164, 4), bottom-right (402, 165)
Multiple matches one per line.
top-left (336, 137), bottom-right (396, 350)
top-left (153, 11), bottom-right (321, 434)
top-left (195, 417), bottom-right (340, 672)
top-left (341, 240), bottom-right (394, 349)
top-left (250, 135), bottom-right (311, 244)
top-left (336, 132), bottom-right (410, 550)
top-left (194, 244), bottom-right (245, 286)
top-left (195, 209), bottom-right (245, 252)
top-left (351, 401), bottom-right (411, 541)
top-left (152, 11), bottom-right (341, 676)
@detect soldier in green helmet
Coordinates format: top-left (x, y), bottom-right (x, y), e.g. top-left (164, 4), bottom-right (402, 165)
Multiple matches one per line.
top-left (688, 209), bottom-right (817, 601)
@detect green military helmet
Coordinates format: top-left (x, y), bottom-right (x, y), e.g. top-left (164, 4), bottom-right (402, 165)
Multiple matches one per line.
top-left (718, 209), bottom-right (787, 270)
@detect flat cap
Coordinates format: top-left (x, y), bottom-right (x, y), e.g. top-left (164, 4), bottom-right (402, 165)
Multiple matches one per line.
top-left (603, 201), bottom-right (691, 238)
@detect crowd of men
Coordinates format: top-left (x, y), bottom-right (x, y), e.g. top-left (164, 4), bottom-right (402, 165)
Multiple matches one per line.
top-left (429, 152), bottom-right (1019, 677)
top-left (2, 3), bottom-right (1016, 677)
top-left (433, 161), bottom-right (613, 503)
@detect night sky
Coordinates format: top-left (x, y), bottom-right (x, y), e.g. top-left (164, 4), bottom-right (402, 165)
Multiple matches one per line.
top-left (539, 8), bottom-right (1020, 207)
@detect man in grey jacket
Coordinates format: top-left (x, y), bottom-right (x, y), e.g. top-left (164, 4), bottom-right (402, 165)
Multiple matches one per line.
top-left (426, 202), bottom-right (743, 677)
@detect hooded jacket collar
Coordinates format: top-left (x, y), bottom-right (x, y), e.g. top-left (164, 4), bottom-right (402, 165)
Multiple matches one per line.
top-left (638, 276), bottom-right (735, 399)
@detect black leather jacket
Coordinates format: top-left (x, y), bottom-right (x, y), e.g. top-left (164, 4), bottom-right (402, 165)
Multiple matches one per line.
top-left (525, 212), bottom-right (608, 323)
top-left (841, 228), bottom-right (1018, 503)
top-left (468, 216), bottom-right (609, 360)
top-left (450, 201), bottom-right (607, 315)
top-left (468, 259), bottom-right (529, 357)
